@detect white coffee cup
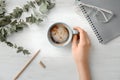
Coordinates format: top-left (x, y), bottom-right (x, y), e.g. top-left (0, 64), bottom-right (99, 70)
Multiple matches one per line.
top-left (47, 22), bottom-right (78, 47)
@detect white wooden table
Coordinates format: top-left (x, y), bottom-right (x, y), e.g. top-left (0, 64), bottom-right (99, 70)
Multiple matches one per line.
top-left (1, 0), bottom-right (120, 80)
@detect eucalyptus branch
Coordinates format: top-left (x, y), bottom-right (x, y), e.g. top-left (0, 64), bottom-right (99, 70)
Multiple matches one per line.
top-left (5, 41), bottom-right (30, 55)
top-left (0, 0), bottom-right (55, 55)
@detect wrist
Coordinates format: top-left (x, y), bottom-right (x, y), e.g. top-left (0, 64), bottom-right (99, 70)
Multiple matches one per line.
top-left (76, 57), bottom-right (88, 64)
top-left (76, 60), bottom-right (88, 67)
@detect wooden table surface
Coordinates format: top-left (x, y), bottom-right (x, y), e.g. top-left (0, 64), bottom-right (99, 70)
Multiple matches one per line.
top-left (1, 0), bottom-right (120, 80)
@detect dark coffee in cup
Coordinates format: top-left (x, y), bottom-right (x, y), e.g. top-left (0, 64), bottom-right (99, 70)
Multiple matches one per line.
top-left (50, 23), bottom-right (69, 44)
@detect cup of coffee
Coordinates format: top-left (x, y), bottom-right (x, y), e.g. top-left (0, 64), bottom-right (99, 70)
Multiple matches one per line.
top-left (47, 22), bottom-right (78, 47)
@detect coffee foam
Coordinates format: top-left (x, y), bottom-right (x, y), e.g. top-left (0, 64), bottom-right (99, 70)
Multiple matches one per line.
top-left (50, 24), bottom-right (69, 44)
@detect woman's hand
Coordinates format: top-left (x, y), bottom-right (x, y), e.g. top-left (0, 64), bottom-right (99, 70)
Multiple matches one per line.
top-left (72, 27), bottom-right (91, 80)
top-left (72, 27), bottom-right (90, 64)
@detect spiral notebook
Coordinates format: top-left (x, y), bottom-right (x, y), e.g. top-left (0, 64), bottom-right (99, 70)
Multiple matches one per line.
top-left (77, 0), bottom-right (120, 44)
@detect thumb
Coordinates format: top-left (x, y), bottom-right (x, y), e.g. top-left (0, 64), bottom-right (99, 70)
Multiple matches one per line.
top-left (72, 35), bottom-right (78, 49)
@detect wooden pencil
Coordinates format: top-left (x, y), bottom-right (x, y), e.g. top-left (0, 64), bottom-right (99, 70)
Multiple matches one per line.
top-left (14, 50), bottom-right (40, 80)
top-left (39, 61), bottom-right (46, 68)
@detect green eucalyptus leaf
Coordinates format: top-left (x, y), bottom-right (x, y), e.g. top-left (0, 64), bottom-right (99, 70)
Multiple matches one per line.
top-left (35, 0), bottom-right (42, 5)
top-left (17, 49), bottom-right (23, 53)
top-left (20, 20), bottom-right (28, 27)
top-left (23, 4), bottom-right (30, 12)
top-left (1, 28), bottom-right (5, 36)
top-left (0, 0), bottom-right (6, 16)
top-left (0, 7), bottom-right (6, 16)
top-left (33, 9), bottom-right (42, 18)
top-left (10, 20), bottom-right (17, 26)
top-left (14, 44), bottom-right (17, 48)
top-left (18, 47), bottom-right (23, 50)
top-left (27, 1), bottom-right (36, 8)
top-left (5, 27), bottom-right (11, 35)
top-left (0, 34), bottom-right (6, 42)
top-left (0, 16), bottom-right (12, 27)
top-left (36, 18), bottom-right (43, 24)
top-left (0, 28), bottom-right (7, 37)
top-left (6, 41), bottom-right (13, 47)
top-left (47, 1), bottom-right (55, 9)
top-left (10, 26), bottom-right (17, 33)
top-left (39, 2), bottom-right (48, 14)
top-left (10, 20), bottom-right (17, 32)
top-left (0, 0), bottom-right (6, 7)
top-left (11, 7), bottom-right (23, 18)
top-left (26, 14), bottom-right (37, 23)
top-left (16, 25), bottom-right (23, 31)
top-left (23, 50), bottom-right (30, 55)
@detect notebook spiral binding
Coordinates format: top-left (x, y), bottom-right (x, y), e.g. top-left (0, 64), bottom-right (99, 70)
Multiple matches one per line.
top-left (79, 3), bottom-right (103, 43)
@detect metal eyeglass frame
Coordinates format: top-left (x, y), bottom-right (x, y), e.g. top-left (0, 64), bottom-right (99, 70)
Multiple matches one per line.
top-left (77, 2), bottom-right (114, 23)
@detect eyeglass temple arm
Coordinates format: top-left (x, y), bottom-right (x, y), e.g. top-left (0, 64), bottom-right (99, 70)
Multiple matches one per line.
top-left (79, 2), bottom-right (113, 15)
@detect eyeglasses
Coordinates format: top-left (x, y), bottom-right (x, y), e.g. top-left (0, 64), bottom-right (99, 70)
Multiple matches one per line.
top-left (77, 2), bottom-right (114, 23)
